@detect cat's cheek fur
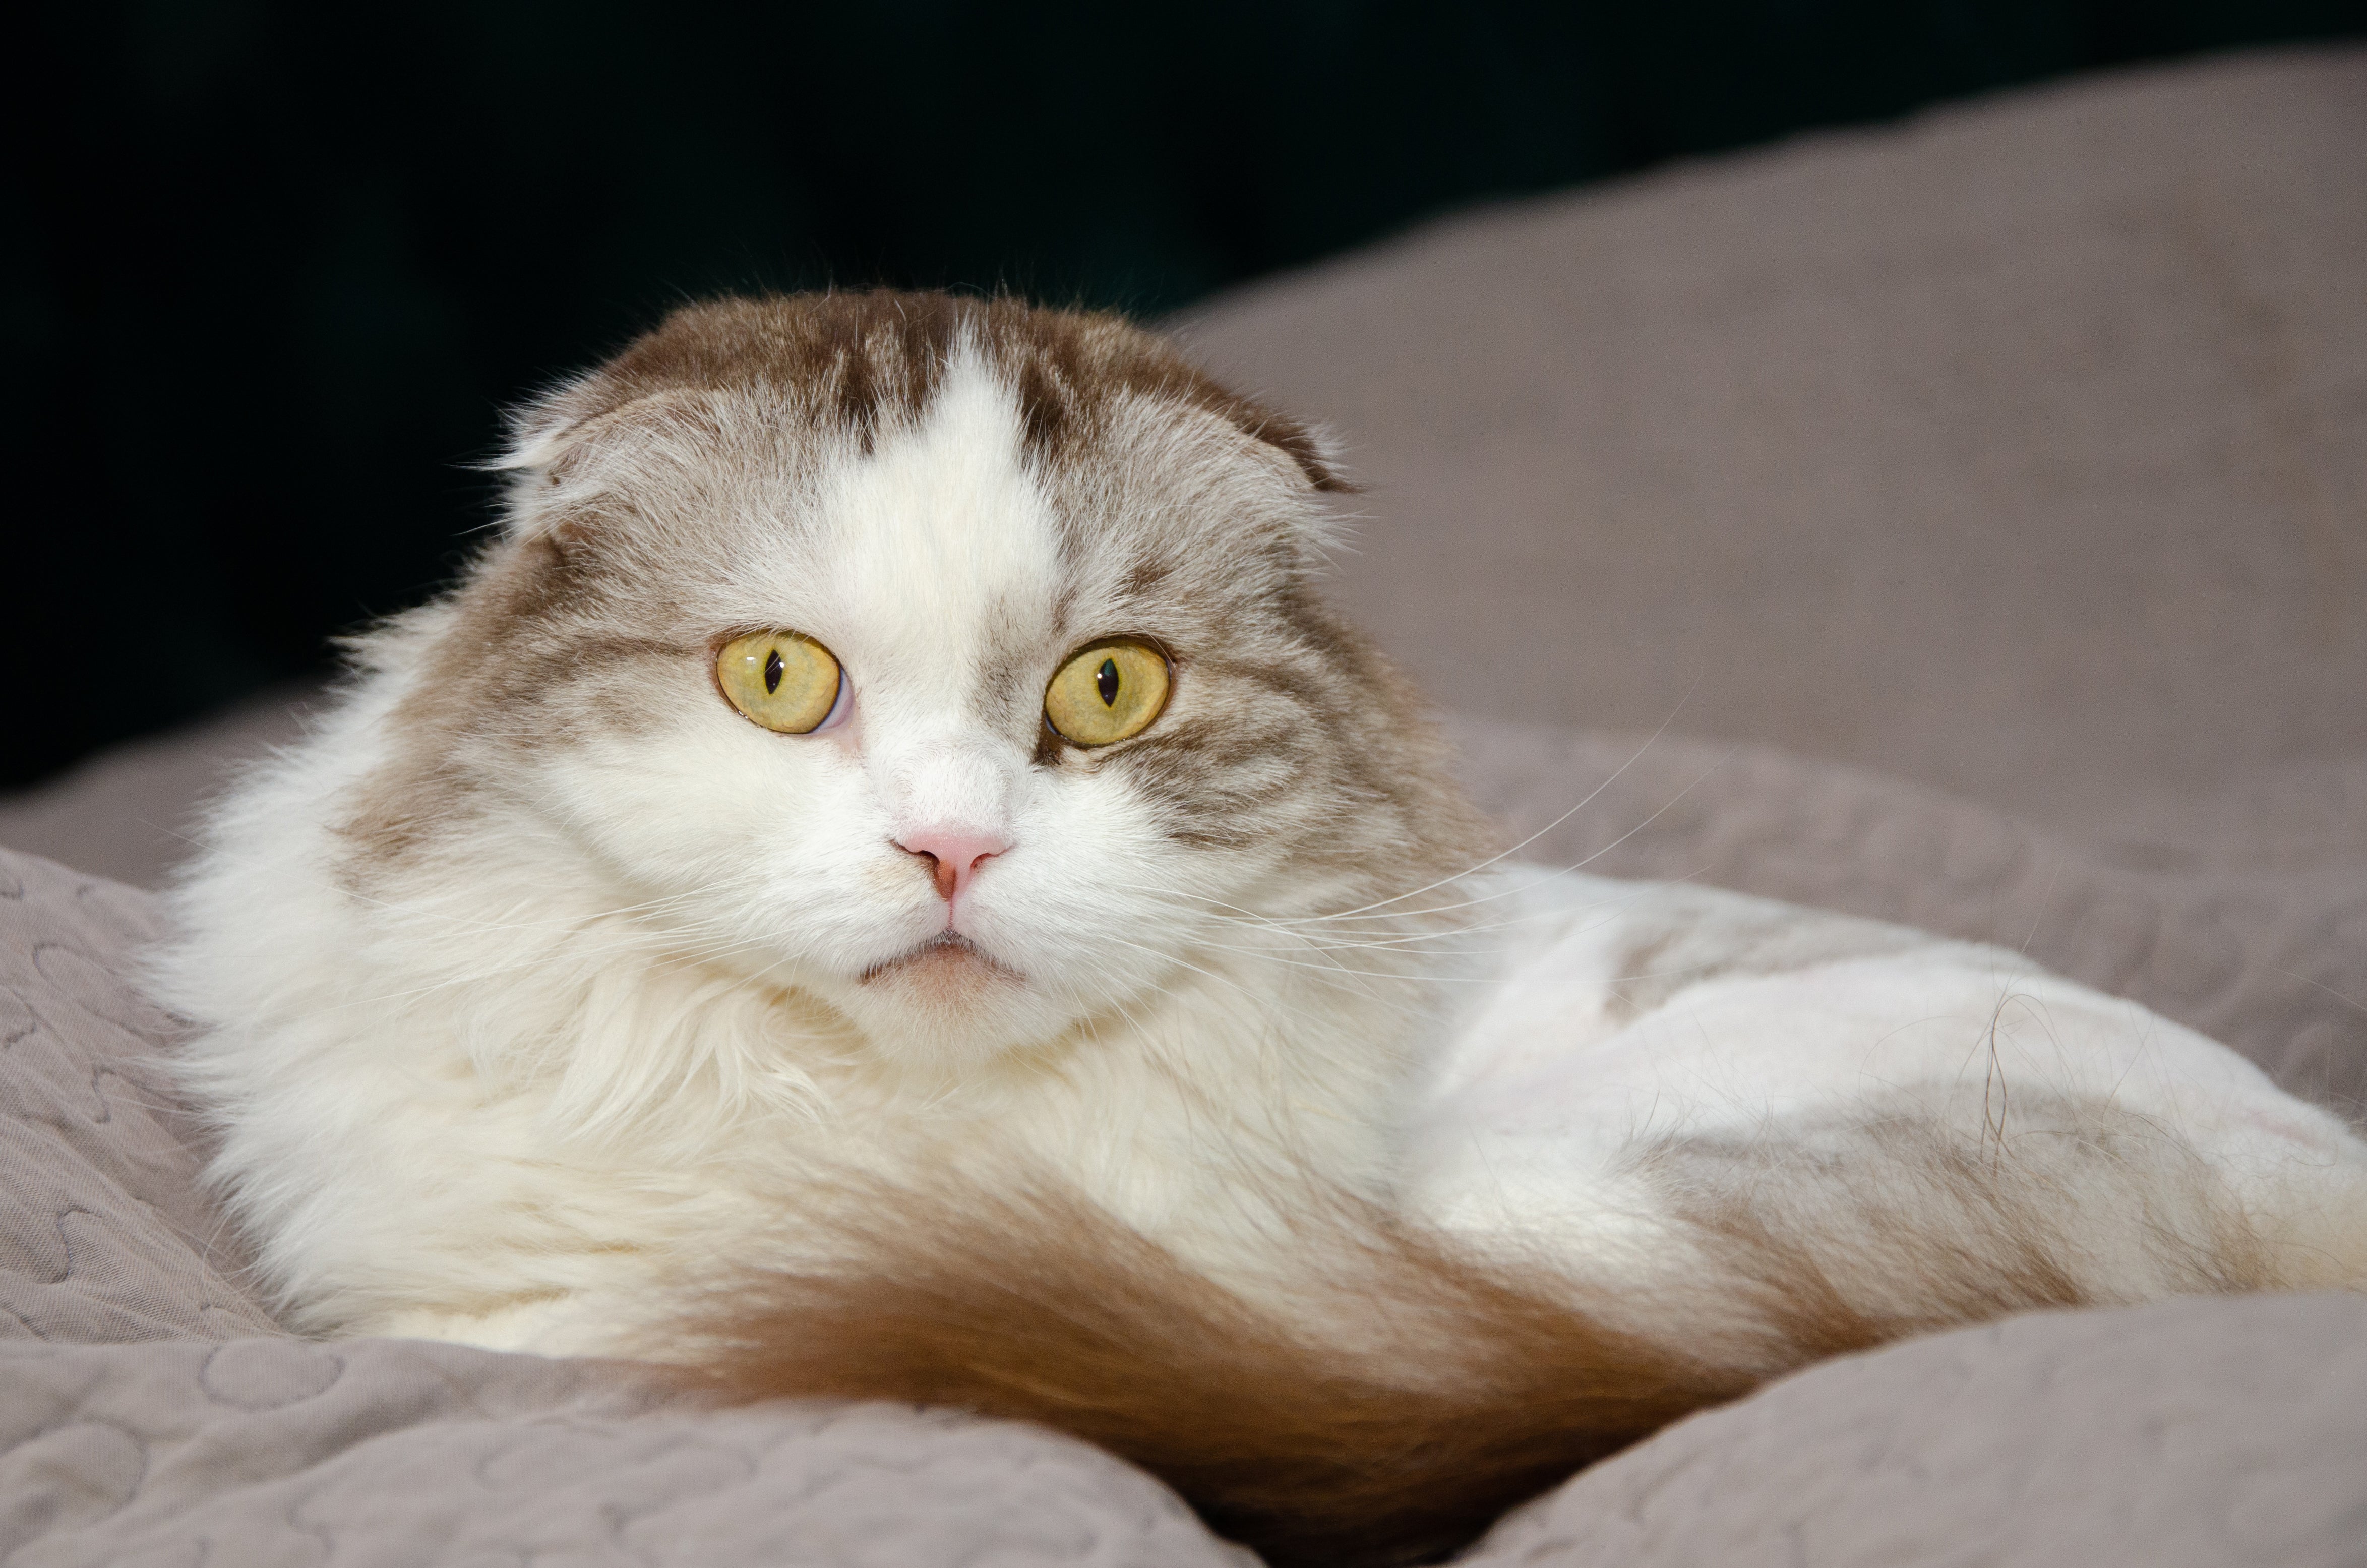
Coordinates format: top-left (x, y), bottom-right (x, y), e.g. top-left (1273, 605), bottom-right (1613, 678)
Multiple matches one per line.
top-left (536, 705), bottom-right (933, 967)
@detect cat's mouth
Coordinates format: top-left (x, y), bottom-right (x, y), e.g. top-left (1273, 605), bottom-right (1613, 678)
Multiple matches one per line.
top-left (857, 932), bottom-right (1026, 989)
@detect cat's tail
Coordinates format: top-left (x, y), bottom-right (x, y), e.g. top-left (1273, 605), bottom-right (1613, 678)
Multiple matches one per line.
top-left (656, 1178), bottom-right (1888, 1568)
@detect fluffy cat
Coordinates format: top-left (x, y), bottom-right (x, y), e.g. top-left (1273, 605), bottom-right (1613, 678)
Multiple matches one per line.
top-left (157, 292), bottom-right (2367, 1566)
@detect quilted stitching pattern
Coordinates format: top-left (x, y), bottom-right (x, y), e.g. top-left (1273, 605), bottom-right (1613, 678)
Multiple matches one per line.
top-left (0, 1338), bottom-right (1248, 1567)
top-left (0, 852), bottom-right (276, 1345)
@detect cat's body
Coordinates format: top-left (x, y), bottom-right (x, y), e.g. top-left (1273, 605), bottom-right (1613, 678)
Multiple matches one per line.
top-left (158, 292), bottom-right (2367, 1563)
top-left (1411, 873), bottom-right (2366, 1301)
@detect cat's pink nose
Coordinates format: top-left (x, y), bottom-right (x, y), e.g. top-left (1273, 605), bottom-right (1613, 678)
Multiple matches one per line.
top-left (895, 829), bottom-right (1009, 902)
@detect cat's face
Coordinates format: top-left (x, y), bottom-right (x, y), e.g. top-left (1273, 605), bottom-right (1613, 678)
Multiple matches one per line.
top-left (342, 295), bottom-right (1481, 1067)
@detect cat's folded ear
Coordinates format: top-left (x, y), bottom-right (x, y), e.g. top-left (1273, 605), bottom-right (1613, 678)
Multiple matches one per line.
top-left (490, 373), bottom-right (614, 480)
top-left (480, 382), bottom-right (602, 547)
top-left (489, 372), bottom-right (708, 478)
top-left (1237, 412), bottom-right (1357, 496)
top-left (479, 371), bottom-right (716, 544)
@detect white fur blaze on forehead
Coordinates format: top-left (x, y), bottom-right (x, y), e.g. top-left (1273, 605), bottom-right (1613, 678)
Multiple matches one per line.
top-left (810, 353), bottom-right (1062, 687)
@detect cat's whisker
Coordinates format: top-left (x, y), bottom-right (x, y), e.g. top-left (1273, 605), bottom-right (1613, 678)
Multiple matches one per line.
top-left (1263, 751), bottom-right (1735, 929)
top-left (1251, 682), bottom-right (1705, 929)
top-left (1107, 871), bottom-right (1666, 962)
top-left (1064, 893), bottom-right (1564, 998)
top-left (1091, 776), bottom-right (1715, 952)
top-left (1195, 903), bottom-right (1580, 953)
top-left (1084, 879), bottom-right (1479, 962)
top-left (1096, 932), bottom-right (1434, 1030)
top-left (269, 923), bottom-right (793, 1023)
top-left (340, 873), bottom-right (767, 937)
top-left (1078, 878), bottom-right (1474, 970)
top-left (1124, 914), bottom-right (1512, 965)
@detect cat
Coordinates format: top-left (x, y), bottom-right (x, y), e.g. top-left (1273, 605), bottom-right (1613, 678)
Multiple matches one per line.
top-left (156, 291), bottom-right (2367, 1567)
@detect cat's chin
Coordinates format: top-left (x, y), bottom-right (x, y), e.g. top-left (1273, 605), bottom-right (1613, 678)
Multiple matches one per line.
top-left (857, 932), bottom-right (1026, 993)
top-left (837, 933), bottom-right (1053, 1065)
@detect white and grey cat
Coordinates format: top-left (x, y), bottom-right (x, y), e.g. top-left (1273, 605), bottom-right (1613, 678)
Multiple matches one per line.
top-left (158, 293), bottom-right (2367, 1563)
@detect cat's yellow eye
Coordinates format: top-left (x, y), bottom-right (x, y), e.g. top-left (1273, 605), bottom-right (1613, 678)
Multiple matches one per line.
top-left (717, 630), bottom-right (846, 734)
top-left (1044, 638), bottom-right (1171, 747)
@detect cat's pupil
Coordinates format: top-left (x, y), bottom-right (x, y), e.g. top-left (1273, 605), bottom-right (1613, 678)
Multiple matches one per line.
top-left (764, 649), bottom-right (783, 695)
top-left (1097, 658), bottom-right (1120, 706)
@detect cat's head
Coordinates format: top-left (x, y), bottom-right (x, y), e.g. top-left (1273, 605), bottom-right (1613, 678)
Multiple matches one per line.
top-left (338, 292), bottom-right (1487, 1067)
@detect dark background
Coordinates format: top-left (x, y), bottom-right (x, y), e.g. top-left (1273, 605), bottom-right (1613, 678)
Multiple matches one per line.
top-left (12, 1), bottom-right (2365, 789)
